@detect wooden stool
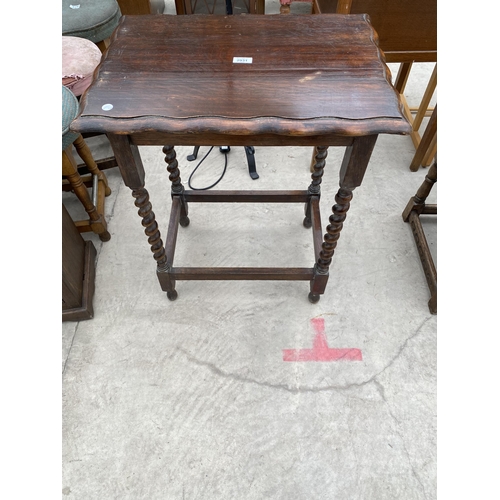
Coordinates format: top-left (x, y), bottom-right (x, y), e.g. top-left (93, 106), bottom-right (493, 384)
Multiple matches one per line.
top-left (62, 86), bottom-right (111, 242)
top-left (62, 36), bottom-right (102, 97)
top-left (62, 0), bottom-right (121, 52)
top-left (62, 35), bottom-right (119, 176)
top-left (402, 161), bottom-right (437, 314)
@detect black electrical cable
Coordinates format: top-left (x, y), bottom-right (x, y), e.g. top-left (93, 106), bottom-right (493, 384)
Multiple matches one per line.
top-left (187, 146), bottom-right (229, 191)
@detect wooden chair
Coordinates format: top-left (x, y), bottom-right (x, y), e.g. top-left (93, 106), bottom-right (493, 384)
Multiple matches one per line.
top-left (312, 0), bottom-right (437, 170)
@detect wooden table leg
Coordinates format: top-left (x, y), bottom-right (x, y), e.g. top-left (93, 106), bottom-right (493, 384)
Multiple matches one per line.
top-left (163, 145), bottom-right (189, 227)
top-left (160, 144), bottom-right (190, 300)
top-left (107, 134), bottom-right (173, 295)
top-left (309, 135), bottom-right (378, 303)
top-left (304, 145), bottom-right (328, 228)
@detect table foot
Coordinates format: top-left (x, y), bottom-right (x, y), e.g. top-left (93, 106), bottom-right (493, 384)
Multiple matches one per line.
top-left (98, 230), bottom-right (111, 242)
top-left (308, 292), bottom-right (320, 304)
top-left (303, 216), bottom-right (312, 229)
top-left (167, 290), bottom-right (178, 301)
top-left (180, 215), bottom-right (190, 227)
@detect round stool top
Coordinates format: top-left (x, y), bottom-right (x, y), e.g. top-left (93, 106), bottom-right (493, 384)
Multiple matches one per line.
top-left (62, 0), bottom-right (121, 43)
top-left (62, 86), bottom-right (80, 150)
top-left (62, 36), bottom-right (102, 96)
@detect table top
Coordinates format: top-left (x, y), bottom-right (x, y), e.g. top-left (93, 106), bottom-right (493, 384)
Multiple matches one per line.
top-left (72, 14), bottom-right (411, 138)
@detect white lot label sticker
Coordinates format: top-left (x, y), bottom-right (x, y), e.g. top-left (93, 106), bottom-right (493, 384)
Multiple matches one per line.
top-left (233, 57), bottom-right (253, 64)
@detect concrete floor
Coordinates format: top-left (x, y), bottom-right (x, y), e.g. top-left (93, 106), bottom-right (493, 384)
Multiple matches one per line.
top-left (62, 2), bottom-right (437, 499)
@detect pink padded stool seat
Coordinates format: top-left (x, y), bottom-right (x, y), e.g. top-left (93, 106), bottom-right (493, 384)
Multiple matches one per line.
top-left (62, 36), bottom-right (102, 97)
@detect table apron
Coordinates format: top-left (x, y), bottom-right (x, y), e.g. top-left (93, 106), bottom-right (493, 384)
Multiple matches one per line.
top-left (128, 132), bottom-right (354, 148)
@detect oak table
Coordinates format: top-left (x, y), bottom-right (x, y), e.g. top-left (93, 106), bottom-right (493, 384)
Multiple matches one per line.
top-left (72, 14), bottom-right (411, 303)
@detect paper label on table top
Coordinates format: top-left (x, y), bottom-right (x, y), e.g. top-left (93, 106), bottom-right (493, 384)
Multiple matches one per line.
top-left (233, 57), bottom-right (253, 64)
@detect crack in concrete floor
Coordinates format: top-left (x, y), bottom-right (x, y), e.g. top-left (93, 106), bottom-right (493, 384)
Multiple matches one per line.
top-left (176, 316), bottom-right (434, 394)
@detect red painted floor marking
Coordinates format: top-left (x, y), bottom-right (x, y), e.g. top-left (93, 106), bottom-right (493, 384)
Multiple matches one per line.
top-left (283, 318), bottom-right (362, 362)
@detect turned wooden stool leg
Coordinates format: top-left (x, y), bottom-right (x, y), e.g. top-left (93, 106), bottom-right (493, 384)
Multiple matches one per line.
top-left (309, 136), bottom-right (378, 303)
top-left (403, 162), bottom-right (437, 218)
top-left (72, 134), bottom-right (112, 196)
top-left (62, 145), bottom-right (111, 242)
top-left (280, 2), bottom-right (291, 14)
top-left (96, 38), bottom-right (110, 53)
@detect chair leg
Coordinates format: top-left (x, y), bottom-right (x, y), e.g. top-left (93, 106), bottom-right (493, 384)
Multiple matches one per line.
top-left (394, 62), bottom-right (413, 94)
top-left (280, 2), bottom-right (291, 14)
top-left (399, 64), bottom-right (437, 153)
top-left (72, 134), bottom-right (112, 196)
top-left (62, 145), bottom-right (111, 242)
top-left (412, 64), bottom-right (437, 133)
top-left (410, 105), bottom-right (437, 172)
top-left (96, 39), bottom-right (109, 52)
top-left (422, 133), bottom-right (437, 167)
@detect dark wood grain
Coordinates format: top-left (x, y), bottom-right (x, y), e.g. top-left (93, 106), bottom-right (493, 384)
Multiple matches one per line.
top-left (73, 14), bottom-right (410, 139)
top-left (313, 0), bottom-right (437, 62)
top-left (70, 13), bottom-right (411, 302)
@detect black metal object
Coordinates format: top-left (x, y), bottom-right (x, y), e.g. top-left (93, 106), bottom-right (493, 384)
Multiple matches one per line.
top-left (186, 0), bottom-right (258, 182)
top-left (187, 145), bottom-right (258, 180)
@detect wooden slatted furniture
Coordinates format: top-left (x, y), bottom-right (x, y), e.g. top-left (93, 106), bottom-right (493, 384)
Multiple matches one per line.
top-left (312, 0), bottom-right (437, 170)
top-left (410, 106), bottom-right (437, 172)
top-left (71, 14), bottom-right (411, 303)
top-left (174, 0), bottom-right (264, 15)
top-left (402, 161), bottom-right (437, 314)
